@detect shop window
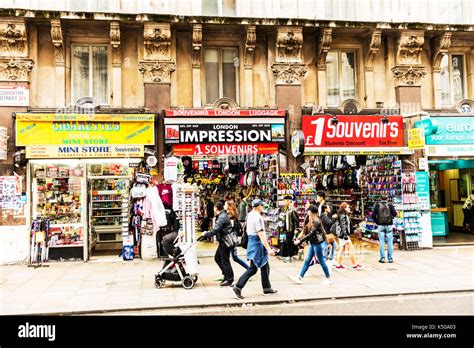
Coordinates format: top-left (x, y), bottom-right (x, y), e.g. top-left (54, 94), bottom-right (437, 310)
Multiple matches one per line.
top-left (72, 45), bottom-right (109, 105)
top-left (204, 48), bottom-right (239, 105)
top-left (326, 51), bottom-right (357, 107)
top-left (440, 54), bottom-right (466, 107)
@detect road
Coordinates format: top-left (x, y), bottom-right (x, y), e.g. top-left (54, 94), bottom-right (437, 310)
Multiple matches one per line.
top-left (101, 291), bottom-right (473, 315)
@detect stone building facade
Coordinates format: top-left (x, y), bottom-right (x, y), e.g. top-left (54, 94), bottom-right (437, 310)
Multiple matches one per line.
top-left (0, 0), bottom-right (473, 174)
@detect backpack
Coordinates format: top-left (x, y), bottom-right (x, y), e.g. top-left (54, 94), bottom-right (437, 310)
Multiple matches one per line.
top-left (325, 156), bottom-right (333, 171)
top-left (378, 203), bottom-right (392, 225)
top-left (346, 155), bottom-right (356, 167)
top-left (330, 218), bottom-right (341, 237)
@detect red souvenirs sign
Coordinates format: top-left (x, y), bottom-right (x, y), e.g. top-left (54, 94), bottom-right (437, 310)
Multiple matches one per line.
top-left (302, 115), bottom-right (404, 153)
top-left (165, 109), bottom-right (286, 117)
top-left (173, 143), bottom-right (279, 156)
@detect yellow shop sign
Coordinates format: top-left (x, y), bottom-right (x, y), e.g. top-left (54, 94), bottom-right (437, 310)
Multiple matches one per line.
top-left (16, 113), bottom-right (155, 146)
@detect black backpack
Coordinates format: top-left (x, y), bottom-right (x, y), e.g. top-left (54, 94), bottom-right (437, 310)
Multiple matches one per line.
top-left (378, 204), bottom-right (392, 225)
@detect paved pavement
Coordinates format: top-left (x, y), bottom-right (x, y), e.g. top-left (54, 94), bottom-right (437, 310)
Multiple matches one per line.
top-left (1, 241), bottom-right (473, 315)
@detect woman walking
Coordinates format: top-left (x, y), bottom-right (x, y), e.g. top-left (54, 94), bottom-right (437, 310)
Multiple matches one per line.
top-left (291, 205), bottom-right (332, 285)
top-left (225, 199), bottom-right (250, 270)
top-left (335, 202), bottom-right (363, 270)
top-left (320, 204), bottom-right (338, 265)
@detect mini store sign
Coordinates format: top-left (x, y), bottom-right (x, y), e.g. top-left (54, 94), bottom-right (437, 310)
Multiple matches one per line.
top-left (15, 113), bottom-right (155, 146)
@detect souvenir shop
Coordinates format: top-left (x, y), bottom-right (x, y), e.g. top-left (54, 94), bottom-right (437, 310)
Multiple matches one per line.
top-left (16, 113), bottom-right (156, 262)
top-left (284, 114), bottom-right (433, 250)
top-left (163, 109), bottom-right (286, 235)
top-left (414, 115), bottom-right (474, 245)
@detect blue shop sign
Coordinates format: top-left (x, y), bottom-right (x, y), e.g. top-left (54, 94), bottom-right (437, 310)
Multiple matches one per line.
top-left (415, 116), bottom-right (474, 145)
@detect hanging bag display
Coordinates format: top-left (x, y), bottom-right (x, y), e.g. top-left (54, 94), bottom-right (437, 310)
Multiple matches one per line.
top-left (221, 231), bottom-right (238, 248)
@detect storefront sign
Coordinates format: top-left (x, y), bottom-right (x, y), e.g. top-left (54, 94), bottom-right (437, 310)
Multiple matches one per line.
top-left (408, 128), bottom-right (425, 149)
top-left (303, 148), bottom-right (410, 155)
top-left (165, 109), bottom-right (285, 117)
top-left (291, 130), bottom-right (305, 158)
top-left (302, 115), bottom-right (403, 154)
top-left (16, 113), bottom-right (155, 146)
top-left (26, 145), bottom-right (144, 159)
top-left (426, 144), bottom-right (474, 157)
top-left (165, 123), bottom-right (285, 144)
top-left (415, 171), bottom-right (430, 211)
top-left (0, 85), bottom-right (29, 106)
top-left (0, 126), bottom-right (7, 160)
top-left (416, 117), bottom-right (474, 145)
top-left (172, 143), bottom-right (278, 156)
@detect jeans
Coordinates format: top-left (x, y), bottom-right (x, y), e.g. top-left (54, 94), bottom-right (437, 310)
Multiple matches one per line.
top-left (215, 242), bottom-right (234, 282)
top-left (325, 240), bottom-right (338, 260)
top-left (378, 225), bottom-right (394, 260)
top-left (231, 246), bottom-right (249, 269)
top-left (300, 241), bottom-right (331, 279)
top-left (236, 261), bottom-right (272, 291)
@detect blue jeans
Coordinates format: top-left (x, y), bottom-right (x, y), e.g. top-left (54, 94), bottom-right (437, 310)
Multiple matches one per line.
top-left (378, 225), bottom-right (394, 260)
top-left (231, 246), bottom-right (249, 269)
top-left (299, 241), bottom-right (330, 279)
top-left (325, 240), bottom-right (338, 260)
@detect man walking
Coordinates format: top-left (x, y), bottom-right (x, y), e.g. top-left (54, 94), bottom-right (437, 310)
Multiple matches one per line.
top-left (373, 201), bottom-right (398, 263)
top-left (232, 199), bottom-right (277, 299)
top-left (279, 195), bottom-right (299, 262)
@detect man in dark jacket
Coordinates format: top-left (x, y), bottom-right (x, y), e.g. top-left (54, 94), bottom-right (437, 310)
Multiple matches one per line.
top-left (373, 202), bottom-right (398, 263)
top-left (279, 195), bottom-right (300, 262)
top-left (198, 201), bottom-right (235, 286)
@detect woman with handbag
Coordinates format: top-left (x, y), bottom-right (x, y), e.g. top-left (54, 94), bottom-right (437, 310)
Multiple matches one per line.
top-left (225, 199), bottom-right (250, 271)
top-left (321, 204), bottom-right (338, 265)
top-left (291, 205), bottom-right (332, 285)
top-left (334, 202), bottom-right (363, 270)
top-left (197, 201), bottom-right (236, 286)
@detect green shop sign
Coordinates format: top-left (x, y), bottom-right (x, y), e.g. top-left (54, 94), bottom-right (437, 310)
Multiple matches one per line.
top-left (415, 116), bottom-right (474, 145)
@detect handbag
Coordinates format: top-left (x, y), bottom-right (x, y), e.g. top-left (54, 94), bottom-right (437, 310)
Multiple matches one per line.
top-left (239, 229), bottom-right (248, 249)
top-left (222, 232), bottom-right (238, 248)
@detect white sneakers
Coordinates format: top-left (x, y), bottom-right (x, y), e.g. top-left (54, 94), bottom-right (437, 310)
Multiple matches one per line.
top-left (290, 276), bottom-right (303, 284)
top-left (322, 278), bottom-right (333, 285)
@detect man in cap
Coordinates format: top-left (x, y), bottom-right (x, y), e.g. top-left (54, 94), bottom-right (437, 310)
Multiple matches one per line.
top-left (232, 199), bottom-right (277, 300)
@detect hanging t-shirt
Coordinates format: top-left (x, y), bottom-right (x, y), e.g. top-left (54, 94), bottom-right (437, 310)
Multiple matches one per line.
top-left (164, 156), bottom-right (182, 182)
top-left (157, 183), bottom-right (173, 209)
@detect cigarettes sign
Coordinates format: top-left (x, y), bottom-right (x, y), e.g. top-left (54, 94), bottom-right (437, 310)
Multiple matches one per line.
top-left (302, 115), bottom-right (403, 154)
top-left (165, 123), bottom-right (285, 144)
top-left (173, 143), bottom-right (279, 156)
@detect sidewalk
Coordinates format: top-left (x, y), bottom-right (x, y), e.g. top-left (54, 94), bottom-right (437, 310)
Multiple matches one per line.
top-left (1, 242), bottom-right (473, 315)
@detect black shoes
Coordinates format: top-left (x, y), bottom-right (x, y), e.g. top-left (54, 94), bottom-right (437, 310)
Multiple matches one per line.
top-left (232, 286), bottom-right (244, 299)
top-left (379, 259), bottom-right (385, 263)
top-left (220, 280), bottom-right (233, 287)
top-left (263, 289), bottom-right (278, 296)
top-left (388, 259), bottom-right (394, 263)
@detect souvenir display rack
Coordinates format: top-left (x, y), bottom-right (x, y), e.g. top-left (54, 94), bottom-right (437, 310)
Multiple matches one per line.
top-left (257, 155), bottom-right (279, 203)
top-left (400, 171), bottom-right (422, 250)
top-left (176, 183), bottom-right (199, 243)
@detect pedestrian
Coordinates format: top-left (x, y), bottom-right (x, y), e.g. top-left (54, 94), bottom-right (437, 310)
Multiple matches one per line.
top-left (334, 202), bottom-right (363, 270)
top-left (197, 201), bottom-right (235, 286)
top-left (237, 192), bottom-right (249, 228)
top-left (225, 199), bottom-right (250, 270)
top-left (291, 205), bottom-right (332, 285)
top-left (373, 201), bottom-right (398, 263)
top-left (232, 199), bottom-right (277, 299)
top-left (279, 195), bottom-right (299, 263)
top-left (320, 204), bottom-right (338, 265)
top-left (315, 191), bottom-right (329, 217)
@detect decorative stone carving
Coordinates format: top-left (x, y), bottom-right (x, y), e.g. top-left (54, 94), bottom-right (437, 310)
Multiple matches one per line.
top-left (365, 29), bottom-right (382, 71)
top-left (110, 21), bottom-right (121, 66)
top-left (50, 19), bottom-right (65, 66)
top-left (396, 31), bottom-right (424, 65)
top-left (138, 60), bottom-right (176, 84)
top-left (0, 20), bottom-right (27, 58)
top-left (143, 23), bottom-right (171, 61)
top-left (391, 65), bottom-right (427, 86)
top-left (317, 28), bottom-right (332, 69)
top-left (0, 58), bottom-right (34, 82)
top-left (243, 25), bottom-right (256, 68)
top-left (431, 32), bottom-right (452, 72)
top-left (192, 24), bottom-right (202, 68)
top-left (276, 27), bottom-right (303, 63)
top-left (271, 63), bottom-right (307, 85)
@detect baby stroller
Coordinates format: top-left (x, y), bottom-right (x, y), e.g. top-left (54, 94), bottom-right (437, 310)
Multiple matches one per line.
top-left (155, 238), bottom-right (199, 290)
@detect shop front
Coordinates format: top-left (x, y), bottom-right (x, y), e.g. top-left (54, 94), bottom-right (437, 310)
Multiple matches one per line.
top-left (298, 114), bottom-right (432, 250)
top-left (415, 115), bottom-right (474, 246)
top-left (16, 113), bottom-right (155, 262)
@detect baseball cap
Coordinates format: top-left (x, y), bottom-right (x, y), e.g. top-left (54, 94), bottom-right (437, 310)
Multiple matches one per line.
top-left (252, 199), bottom-right (265, 208)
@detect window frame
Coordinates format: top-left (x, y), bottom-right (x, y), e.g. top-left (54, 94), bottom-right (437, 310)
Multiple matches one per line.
top-left (71, 43), bottom-right (110, 106)
top-left (203, 46), bottom-right (240, 105)
top-left (440, 53), bottom-right (468, 107)
top-left (326, 49), bottom-right (358, 108)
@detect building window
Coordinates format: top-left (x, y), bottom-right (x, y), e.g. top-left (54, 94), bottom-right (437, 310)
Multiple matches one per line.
top-left (72, 45), bottom-right (108, 105)
top-left (326, 51), bottom-right (356, 107)
top-left (202, 0), bottom-right (235, 16)
top-left (440, 54), bottom-right (466, 107)
top-left (204, 48), bottom-right (238, 104)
